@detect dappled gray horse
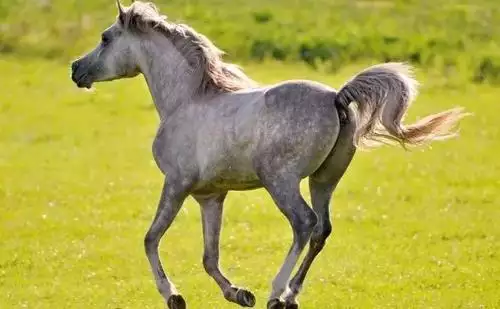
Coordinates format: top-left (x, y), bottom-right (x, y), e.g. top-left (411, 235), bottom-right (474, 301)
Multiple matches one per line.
top-left (71, 1), bottom-right (466, 308)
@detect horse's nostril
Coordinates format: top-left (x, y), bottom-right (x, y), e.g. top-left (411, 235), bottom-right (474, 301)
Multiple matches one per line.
top-left (71, 60), bottom-right (80, 72)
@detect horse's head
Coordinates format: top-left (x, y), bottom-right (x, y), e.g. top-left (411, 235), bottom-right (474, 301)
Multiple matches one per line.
top-left (71, 1), bottom-right (142, 89)
top-left (71, 0), bottom-right (254, 94)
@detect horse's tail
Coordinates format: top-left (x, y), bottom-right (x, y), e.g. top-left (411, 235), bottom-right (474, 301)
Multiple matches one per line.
top-left (334, 62), bottom-right (468, 148)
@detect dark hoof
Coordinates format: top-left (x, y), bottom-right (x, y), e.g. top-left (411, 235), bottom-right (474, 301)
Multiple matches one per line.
top-left (236, 288), bottom-right (256, 307)
top-left (285, 302), bottom-right (299, 309)
top-left (267, 298), bottom-right (285, 309)
top-left (167, 294), bottom-right (186, 309)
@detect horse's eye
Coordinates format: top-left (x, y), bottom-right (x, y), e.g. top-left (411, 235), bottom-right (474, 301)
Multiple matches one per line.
top-left (101, 33), bottom-right (111, 45)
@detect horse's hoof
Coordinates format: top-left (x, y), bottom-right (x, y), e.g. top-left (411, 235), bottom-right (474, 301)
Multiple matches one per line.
top-left (236, 288), bottom-right (256, 307)
top-left (167, 294), bottom-right (186, 309)
top-left (285, 302), bottom-right (299, 309)
top-left (267, 298), bottom-right (285, 309)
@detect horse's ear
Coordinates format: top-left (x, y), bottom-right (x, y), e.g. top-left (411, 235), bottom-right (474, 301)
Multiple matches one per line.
top-left (116, 0), bottom-right (125, 24)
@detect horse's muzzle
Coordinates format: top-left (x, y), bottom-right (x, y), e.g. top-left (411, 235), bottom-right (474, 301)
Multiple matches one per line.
top-left (71, 59), bottom-right (92, 89)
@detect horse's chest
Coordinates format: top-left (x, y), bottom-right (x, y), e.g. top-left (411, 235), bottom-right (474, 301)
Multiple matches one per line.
top-left (152, 126), bottom-right (170, 174)
top-left (152, 123), bottom-right (196, 175)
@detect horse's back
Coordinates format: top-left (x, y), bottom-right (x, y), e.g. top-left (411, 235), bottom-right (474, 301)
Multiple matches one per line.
top-left (246, 80), bottom-right (341, 178)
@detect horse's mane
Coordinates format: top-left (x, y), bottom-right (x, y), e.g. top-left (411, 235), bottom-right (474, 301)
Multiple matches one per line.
top-left (119, 1), bottom-right (256, 93)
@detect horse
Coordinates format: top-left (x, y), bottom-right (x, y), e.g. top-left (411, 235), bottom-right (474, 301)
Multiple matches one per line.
top-left (70, 1), bottom-right (466, 308)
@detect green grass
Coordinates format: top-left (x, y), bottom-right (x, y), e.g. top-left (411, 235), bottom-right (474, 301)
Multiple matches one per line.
top-left (1, 55), bottom-right (499, 308)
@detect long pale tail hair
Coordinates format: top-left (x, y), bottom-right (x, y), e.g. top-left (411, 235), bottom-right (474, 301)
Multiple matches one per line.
top-left (335, 63), bottom-right (468, 148)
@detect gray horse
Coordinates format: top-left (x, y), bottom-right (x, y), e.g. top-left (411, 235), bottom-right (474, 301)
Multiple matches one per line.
top-left (70, 1), bottom-right (466, 308)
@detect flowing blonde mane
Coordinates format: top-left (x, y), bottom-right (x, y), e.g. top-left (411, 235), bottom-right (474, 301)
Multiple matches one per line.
top-left (119, 1), bottom-right (256, 93)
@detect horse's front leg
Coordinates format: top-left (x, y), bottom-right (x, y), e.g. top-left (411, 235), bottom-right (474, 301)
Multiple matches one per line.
top-left (194, 193), bottom-right (256, 307)
top-left (144, 177), bottom-right (193, 309)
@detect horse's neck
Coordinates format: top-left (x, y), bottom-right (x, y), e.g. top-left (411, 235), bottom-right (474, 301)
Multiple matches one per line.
top-left (138, 39), bottom-right (196, 120)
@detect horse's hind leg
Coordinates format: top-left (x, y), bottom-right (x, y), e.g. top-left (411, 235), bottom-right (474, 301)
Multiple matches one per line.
top-left (258, 174), bottom-right (318, 309)
top-left (194, 193), bottom-right (256, 307)
top-left (283, 120), bottom-right (356, 308)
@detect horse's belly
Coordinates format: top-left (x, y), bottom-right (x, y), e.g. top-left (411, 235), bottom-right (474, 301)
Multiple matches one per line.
top-left (194, 174), bottom-right (263, 194)
top-left (199, 178), bottom-right (263, 192)
top-left (194, 159), bottom-right (263, 193)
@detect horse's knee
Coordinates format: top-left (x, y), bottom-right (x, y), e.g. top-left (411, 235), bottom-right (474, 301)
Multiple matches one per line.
top-left (311, 221), bottom-right (332, 250)
top-left (293, 209), bottom-right (318, 246)
top-left (320, 221), bottom-right (332, 240)
top-left (202, 254), bottom-right (218, 275)
top-left (144, 232), bottom-right (157, 254)
top-left (303, 211), bottom-right (318, 232)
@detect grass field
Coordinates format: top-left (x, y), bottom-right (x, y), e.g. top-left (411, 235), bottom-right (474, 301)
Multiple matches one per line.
top-left (1, 0), bottom-right (500, 308)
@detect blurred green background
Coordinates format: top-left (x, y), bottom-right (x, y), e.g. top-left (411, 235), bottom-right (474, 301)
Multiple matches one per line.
top-left (1, 1), bottom-right (499, 308)
top-left (2, 0), bottom-right (500, 83)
